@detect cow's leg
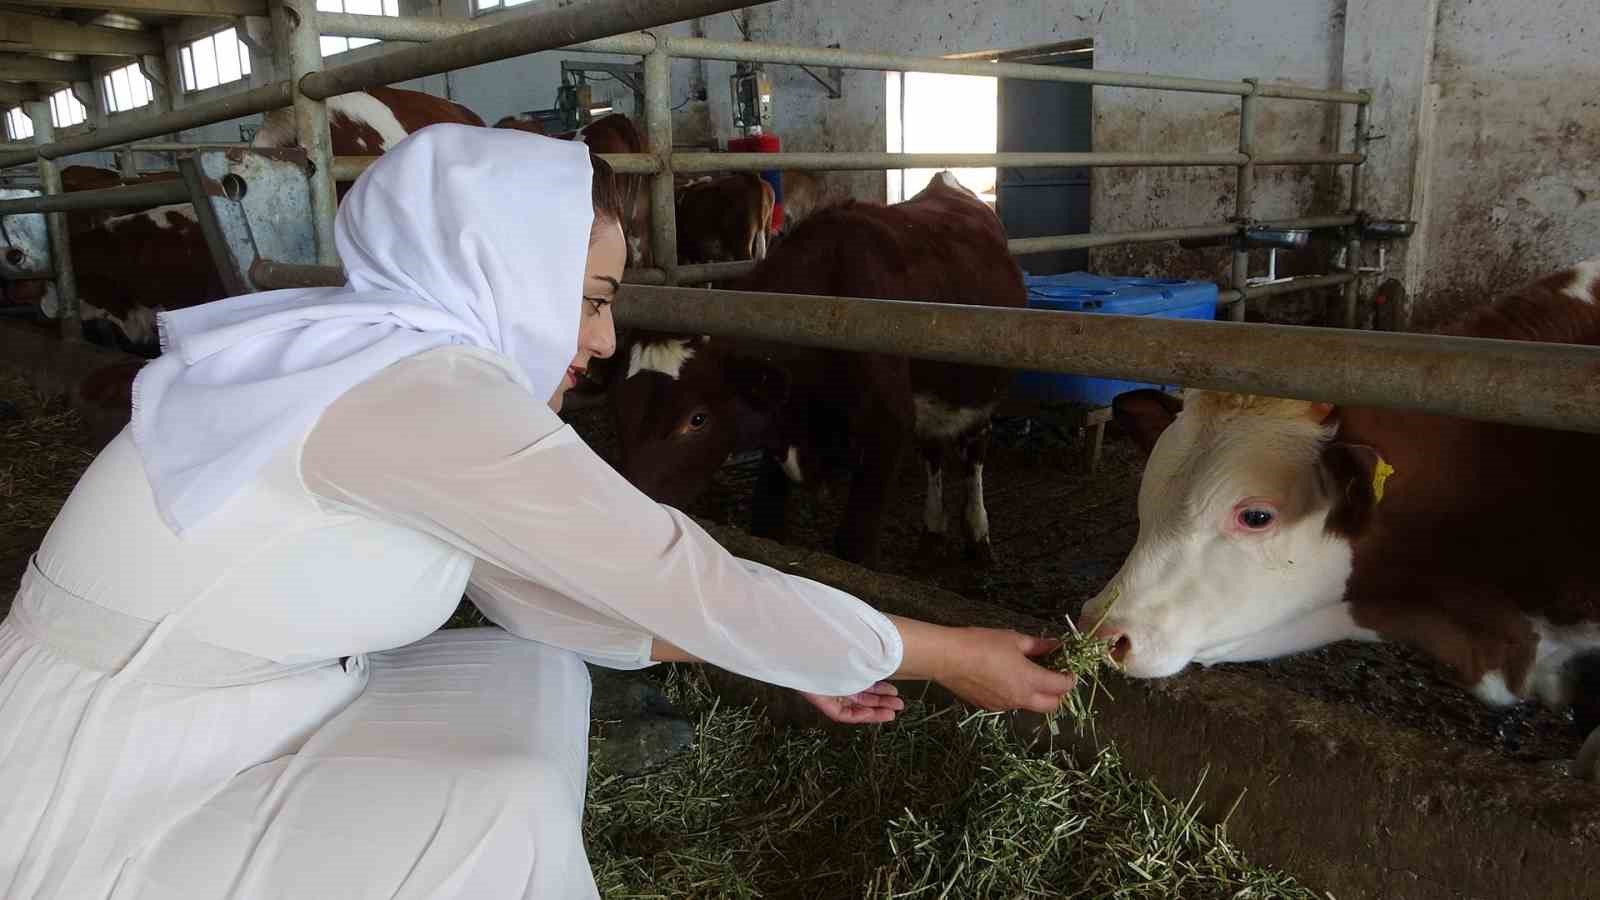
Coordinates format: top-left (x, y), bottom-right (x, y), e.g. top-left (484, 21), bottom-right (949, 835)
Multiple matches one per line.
top-left (834, 421), bottom-right (910, 569)
top-left (750, 452), bottom-right (791, 543)
top-left (956, 421), bottom-right (994, 565)
top-left (753, 227), bottom-right (768, 261)
top-left (918, 440), bottom-right (947, 556)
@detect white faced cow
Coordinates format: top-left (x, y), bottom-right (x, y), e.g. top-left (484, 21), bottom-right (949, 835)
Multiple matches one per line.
top-left (1082, 257), bottom-right (1600, 778)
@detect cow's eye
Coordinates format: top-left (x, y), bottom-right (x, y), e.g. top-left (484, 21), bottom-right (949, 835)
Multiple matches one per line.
top-left (1237, 507), bottom-right (1275, 530)
top-left (687, 412), bottom-right (708, 431)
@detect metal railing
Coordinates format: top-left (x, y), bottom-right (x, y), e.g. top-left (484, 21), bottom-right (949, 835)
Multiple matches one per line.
top-left (4, 3), bottom-right (1533, 434)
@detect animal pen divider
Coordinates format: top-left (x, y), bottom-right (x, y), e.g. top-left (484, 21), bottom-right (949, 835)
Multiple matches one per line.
top-left (3, 4), bottom-right (1600, 897)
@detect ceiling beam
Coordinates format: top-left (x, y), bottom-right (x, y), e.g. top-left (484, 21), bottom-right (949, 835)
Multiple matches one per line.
top-left (0, 81), bottom-right (44, 105)
top-left (0, 10), bottom-right (163, 56)
top-left (0, 52), bottom-right (91, 82)
top-left (1, 0), bottom-right (264, 17)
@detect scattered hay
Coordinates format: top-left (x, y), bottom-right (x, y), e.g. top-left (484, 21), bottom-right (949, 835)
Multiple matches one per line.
top-left (585, 668), bottom-right (1321, 899)
top-left (0, 374), bottom-right (95, 534)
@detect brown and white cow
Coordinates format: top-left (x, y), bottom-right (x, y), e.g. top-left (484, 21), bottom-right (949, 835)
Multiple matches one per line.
top-left (1080, 257), bottom-right (1600, 776)
top-left (610, 172), bottom-right (1024, 567)
top-left (675, 173), bottom-right (774, 266)
top-left (13, 88), bottom-right (490, 354)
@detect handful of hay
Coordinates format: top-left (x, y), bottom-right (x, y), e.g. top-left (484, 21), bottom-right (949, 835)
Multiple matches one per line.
top-left (1044, 586), bottom-right (1122, 737)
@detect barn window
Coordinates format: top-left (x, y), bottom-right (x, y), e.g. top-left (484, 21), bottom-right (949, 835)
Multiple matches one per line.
top-left (318, 0), bottom-right (400, 57)
top-left (102, 62), bottom-right (156, 114)
top-left (884, 71), bottom-right (997, 205)
top-left (180, 27), bottom-right (252, 92)
top-left (48, 89), bottom-right (87, 128)
top-left (473, 0), bottom-right (534, 15)
top-left (4, 106), bottom-right (32, 141)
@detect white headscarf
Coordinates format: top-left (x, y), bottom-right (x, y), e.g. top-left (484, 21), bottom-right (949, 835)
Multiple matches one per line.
top-left (131, 123), bottom-right (595, 535)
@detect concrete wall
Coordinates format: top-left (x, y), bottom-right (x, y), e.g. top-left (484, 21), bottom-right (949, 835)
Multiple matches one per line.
top-left (1414, 0), bottom-right (1600, 326)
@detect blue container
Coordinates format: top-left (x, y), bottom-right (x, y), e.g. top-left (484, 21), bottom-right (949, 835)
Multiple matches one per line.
top-left (1013, 272), bottom-right (1219, 408)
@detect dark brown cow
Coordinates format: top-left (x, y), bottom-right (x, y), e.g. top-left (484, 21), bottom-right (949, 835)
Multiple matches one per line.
top-left (1081, 257), bottom-right (1600, 777)
top-left (675, 173), bottom-right (774, 266)
top-left (610, 172), bottom-right (1025, 567)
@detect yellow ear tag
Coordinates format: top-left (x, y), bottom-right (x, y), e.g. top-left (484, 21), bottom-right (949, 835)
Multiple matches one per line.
top-left (1371, 457), bottom-right (1396, 504)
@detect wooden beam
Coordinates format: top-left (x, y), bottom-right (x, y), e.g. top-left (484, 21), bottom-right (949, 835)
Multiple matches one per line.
top-left (0, 11), bottom-right (163, 56)
top-left (0, 0), bottom-right (264, 17)
top-left (0, 53), bottom-right (91, 83)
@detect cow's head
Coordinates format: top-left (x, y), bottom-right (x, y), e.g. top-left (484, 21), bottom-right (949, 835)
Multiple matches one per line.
top-left (610, 334), bottom-right (790, 509)
top-left (1081, 389), bottom-right (1384, 678)
top-left (0, 191), bottom-right (51, 279)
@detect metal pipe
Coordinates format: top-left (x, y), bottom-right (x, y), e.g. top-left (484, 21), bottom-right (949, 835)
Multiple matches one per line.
top-left (674, 151), bottom-right (1248, 173)
top-left (1009, 224), bottom-right (1238, 256)
top-left (1238, 272), bottom-right (1354, 299)
top-left (1342, 98), bottom-right (1371, 329)
top-left (644, 42), bottom-right (677, 281)
top-left (1232, 84), bottom-right (1257, 323)
top-left (1256, 81), bottom-right (1369, 104)
top-left (1273, 214), bottom-right (1359, 229)
top-left (668, 35), bottom-right (1261, 99)
top-left (0, 179), bottom-right (189, 215)
top-left (26, 101), bottom-right (79, 342)
top-left (250, 258), bottom-right (344, 289)
top-left (275, 0), bottom-right (338, 265)
top-left (329, 152), bottom-right (659, 183)
top-left (615, 284), bottom-right (1600, 434)
top-left (297, 0), bottom-right (759, 101)
top-left (1253, 152), bottom-right (1364, 166)
top-left (315, 11), bottom-right (654, 56)
top-left (124, 142), bottom-right (252, 151)
top-left (0, 81), bottom-right (295, 169)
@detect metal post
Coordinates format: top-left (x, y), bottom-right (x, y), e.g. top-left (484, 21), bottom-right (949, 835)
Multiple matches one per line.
top-left (1342, 96), bottom-right (1371, 329)
top-left (272, 0), bottom-right (337, 265)
top-left (644, 39), bottom-right (677, 281)
top-left (1231, 82), bottom-right (1258, 323)
top-left (26, 101), bottom-right (79, 343)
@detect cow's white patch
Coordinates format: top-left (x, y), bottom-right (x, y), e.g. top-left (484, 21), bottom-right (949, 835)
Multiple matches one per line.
top-left (1471, 671), bottom-right (1519, 707)
top-left (251, 108), bottom-right (296, 148)
top-left (1564, 257), bottom-right (1600, 304)
top-left (627, 339), bottom-right (696, 380)
top-left (780, 446), bottom-right (804, 484)
top-left (116, 305), bottom-right (160, 346)
top-left (913, 394), bottom-right (994, 441)
top-left (329, 91), bottom-right (410, 153)
top-left (923, 462), bottom-right (945, 535)
top-left (108, 203), bottom-right (196, 232)
top-left (964, 462), bottom-right (989, 544)
top-left (0, 188), bottom-right (50, 277)
top-left (1524, 617), bottom-right (1600, 708)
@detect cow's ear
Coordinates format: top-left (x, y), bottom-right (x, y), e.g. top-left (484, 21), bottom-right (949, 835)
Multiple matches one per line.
top-left (1113, 389), bottom-right (1183, 455)
top-left (727, 357), bottom-right (789, 412)
top-left (1320, 442), bottom-right (1387, 537)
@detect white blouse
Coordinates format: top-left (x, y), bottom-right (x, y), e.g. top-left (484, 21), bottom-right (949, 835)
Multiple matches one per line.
top-left (301, 345), bottom-right (904, 695)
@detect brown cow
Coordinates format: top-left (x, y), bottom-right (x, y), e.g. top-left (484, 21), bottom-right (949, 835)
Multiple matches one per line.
top-left (610, 172), bottom-right (1024, 567)
top-left (1081, 257), bottom-right (1600, 777)
top-left (675, 173), bottom-right (774, 266)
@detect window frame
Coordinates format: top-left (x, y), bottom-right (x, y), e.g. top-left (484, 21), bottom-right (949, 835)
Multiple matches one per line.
top-left (317, 0), bottom-right (400, 57)
top-left (101, 61), bottom-right (156, 115)
top-left (178, 26), bottom-right (253, 94)
top-left (48, 88), bottom-right (88, 129)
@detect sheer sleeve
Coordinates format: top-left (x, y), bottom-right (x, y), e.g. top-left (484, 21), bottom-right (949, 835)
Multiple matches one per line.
top-left (301, 346), bottom-right (903, 694)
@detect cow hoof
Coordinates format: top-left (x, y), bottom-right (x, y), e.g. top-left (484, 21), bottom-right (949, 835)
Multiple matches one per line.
top-left (1577, 726), bottom-right (1600, 782)
top-left (966, 540), bottom-right (996, 567)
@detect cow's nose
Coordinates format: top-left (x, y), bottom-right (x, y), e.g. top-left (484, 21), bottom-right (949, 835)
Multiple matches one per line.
top-left (5, 249), bottom-right (24, 267)
top-left (1094, 627), bottom-right (1132, 665)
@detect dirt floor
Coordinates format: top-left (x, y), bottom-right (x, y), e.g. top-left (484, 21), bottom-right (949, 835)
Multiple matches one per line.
top-left (563, 399), bottom-right (1584, 773)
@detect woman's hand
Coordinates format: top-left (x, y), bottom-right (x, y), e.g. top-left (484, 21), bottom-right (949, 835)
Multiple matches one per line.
top-left (889, 616), bottom-right (1076, 714)
top-left (799, 682), bottom-right (905, 724)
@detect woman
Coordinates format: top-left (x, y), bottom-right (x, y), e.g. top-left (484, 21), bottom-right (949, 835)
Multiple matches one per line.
top-left (0, 124), bottom-right (1074, 899)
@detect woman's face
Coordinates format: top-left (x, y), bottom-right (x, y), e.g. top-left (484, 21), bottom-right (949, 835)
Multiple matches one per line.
top-left (552, 218), bottom-right (625, 411)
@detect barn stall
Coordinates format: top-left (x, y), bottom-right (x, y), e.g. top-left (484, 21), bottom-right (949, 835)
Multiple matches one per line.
top-left (0, 1), bottom-right (1597, 897)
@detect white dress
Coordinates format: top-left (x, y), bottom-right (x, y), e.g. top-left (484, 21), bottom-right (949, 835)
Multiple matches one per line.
top-left (0, 346), bottom-right (903, 900)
